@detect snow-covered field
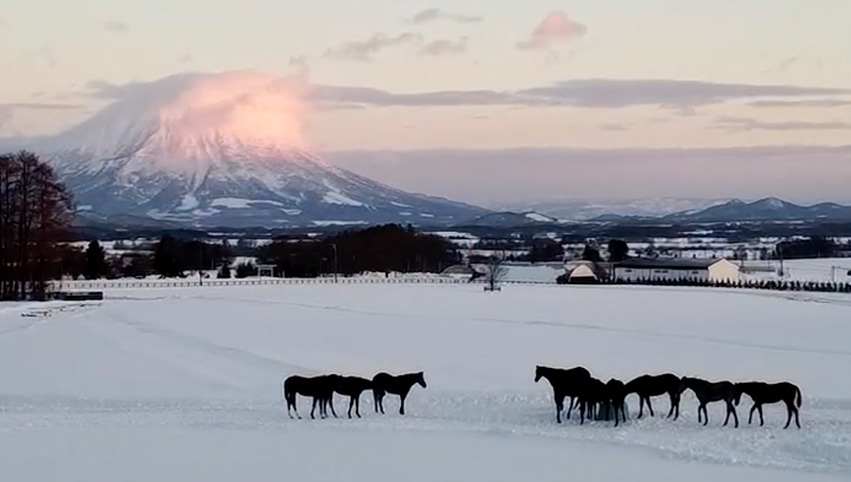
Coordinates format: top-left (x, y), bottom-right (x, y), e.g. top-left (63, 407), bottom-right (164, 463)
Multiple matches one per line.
top-left (746, 258), bottom-right (851, 283)
top-left (2, 284), bottom-right (850, 481)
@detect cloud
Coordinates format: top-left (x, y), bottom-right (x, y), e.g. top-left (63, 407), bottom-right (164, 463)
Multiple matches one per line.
top-left (419, 37), bottom-right (469, 56)
top-left (103, 20), bottom-right (129, 33)
top-left (713, 116), bottom-right (851, 131)
top-left (288, 55), bottom-right (311, 78)
top-left (748, 99), bottom-right (851, 108)
top-left (324, 33), bottom-right (423, 61)
top-left (312, 79), bottom-right (851, 111)
top-left (601, 123), bottom-right (629, 132)
top-left (0, 19), bottom-right (7, 34)
top-left (410, 8), bottom-right (482, 24)
top-left (0, 102), bottom-right (85, 132)
top-left (517, 11), bottom-right (587, 51)
top-left (177, 53), bottom-right (194, 64)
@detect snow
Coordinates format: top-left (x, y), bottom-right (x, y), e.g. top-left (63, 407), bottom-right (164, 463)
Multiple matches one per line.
top-left (525, 212), bottom-right (555, 222)
top-left (2, 284), bottom-right (850, 481)
top-left (322, 191), bottom-right (365, 207)
top-left (743, 258), bottom-right (851, 283)
top-left (211, 198), bottom-right (254, 209)
top-left (177, 194), bottom-right (199, 211)
top-left (311, 220), bottom-right (368, 227)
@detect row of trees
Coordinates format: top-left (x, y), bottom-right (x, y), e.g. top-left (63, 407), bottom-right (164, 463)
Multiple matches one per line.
top-left (257, 224), bottom-right (460, 278)
top-left (611, 276), bottom-right (851, 294)
top-left (0, 151), bottom-right (74, 300)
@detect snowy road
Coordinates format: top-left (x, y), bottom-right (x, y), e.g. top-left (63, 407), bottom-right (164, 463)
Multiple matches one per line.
top-left (1, 284), bottom-right (850, 481)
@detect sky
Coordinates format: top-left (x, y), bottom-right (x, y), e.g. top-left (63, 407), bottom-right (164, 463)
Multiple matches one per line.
top-left (1, 0), bottom-right (850, 205)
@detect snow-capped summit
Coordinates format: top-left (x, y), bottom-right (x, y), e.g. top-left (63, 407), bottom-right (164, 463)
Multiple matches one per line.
top-left (35, 71), bottom-right (486, 227)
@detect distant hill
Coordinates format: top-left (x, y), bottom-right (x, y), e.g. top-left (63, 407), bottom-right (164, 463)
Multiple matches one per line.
top-left (663, 197), bottom-right (851, 223)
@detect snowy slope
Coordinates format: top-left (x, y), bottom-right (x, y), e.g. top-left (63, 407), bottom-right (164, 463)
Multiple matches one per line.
top-left (32, 72), bottom-right (485, 227)
top-left (1, 284), bottom-right (850, 481)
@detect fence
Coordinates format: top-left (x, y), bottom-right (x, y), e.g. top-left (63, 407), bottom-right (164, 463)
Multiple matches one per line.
top-left (51, 276), bottom-right (469, 291)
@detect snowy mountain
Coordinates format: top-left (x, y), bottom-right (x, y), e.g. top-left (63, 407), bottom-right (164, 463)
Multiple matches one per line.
top-left (664, 197), bottom-right (851, 222)
top-left (495, 197), bottom-right (728, 221)
top-left (28, 71), bottom-right (486, 228)
top-left (459, 211), bottom-right (560, 227)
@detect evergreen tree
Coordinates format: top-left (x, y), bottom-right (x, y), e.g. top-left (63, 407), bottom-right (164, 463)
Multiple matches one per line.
top-left (84, 240), bottom-right (108, 279)
top-left (153, 235), bottom-right (184, 278)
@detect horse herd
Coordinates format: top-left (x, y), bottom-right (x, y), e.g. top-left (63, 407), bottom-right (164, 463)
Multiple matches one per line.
top-left (282, 366), bottom-right (803, 430)
top-left (283, 371), bottom-right (427, 419)
top-left (535, 365), bottom-right (803, 429)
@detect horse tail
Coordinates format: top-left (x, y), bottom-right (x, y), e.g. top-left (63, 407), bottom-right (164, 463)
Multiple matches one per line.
top-left (795, 385), bottom-right (802, 408)
top-left (282, 379), bottom-right (289, 405)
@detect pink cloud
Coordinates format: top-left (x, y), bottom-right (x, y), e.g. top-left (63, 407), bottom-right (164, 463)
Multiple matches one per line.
top-left (517, 11), bottom-right (587, 51)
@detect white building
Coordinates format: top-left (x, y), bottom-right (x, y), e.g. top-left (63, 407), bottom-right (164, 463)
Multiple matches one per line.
top-left (613, 258), bottom-right (740, 283)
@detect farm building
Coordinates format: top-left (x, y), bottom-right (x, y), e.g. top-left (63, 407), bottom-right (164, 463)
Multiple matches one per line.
top-left (558, 260), bottom-right (611, 284)
top-left (613, 258), bottom-right (740, 283)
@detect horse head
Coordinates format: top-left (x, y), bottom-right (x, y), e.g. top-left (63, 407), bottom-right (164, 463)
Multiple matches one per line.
top-left (732, 383), bottom-right (746, 406)
top-left (534, 365), bottom-right (546, 382)
top-left (680, 376), bottom-right (698, 392)
top-left (416, 371), bottom-right (427, 388)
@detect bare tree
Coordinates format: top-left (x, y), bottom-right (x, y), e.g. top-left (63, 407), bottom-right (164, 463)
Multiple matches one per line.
top-left (0, 151), bottom-right (74, 300)
top-left (484, 250), bottom-right (508, 292)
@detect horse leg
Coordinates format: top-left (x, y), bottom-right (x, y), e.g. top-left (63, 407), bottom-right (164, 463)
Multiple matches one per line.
top-left (637, 396), bottom-right (645, 419)
top-left (565, 396), bottom-right (573, 420)
top-left (749, 404), bottom-right (757, 424)
top-left (732, 401), bottom-right (739, 428)
top-left (399, 390), bottom-right (410, 415)
top-left (667, 393), bottom-right (676, 418)
top-left (793, 406), bottom-right (800, 429)
top-left (355, 395), bottom-right (362, 418)
top-left (555, 396), bottom-right (563, 424)
top-left (784, 401), bottom-right (793, 429)
top-left (758, 405), bottom-right (765, 426)
top-left (347, 397), bottom-right (355, 419)
top-left (647, 397), bottom-right (655, 417)
top-left (311, 398), bottom-right (318, 420)
top-left (329, 395), bottom-right (338, 418)
top-left (702, 404), bottom-right (709, 426)
top-left (724, 403), bottom-right (731, 427)
top-left (674, 394), bottom-right (681, 420)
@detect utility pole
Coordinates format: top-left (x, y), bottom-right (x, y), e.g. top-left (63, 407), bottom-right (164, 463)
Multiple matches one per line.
top-left (332, 243), bottom-right (338, 283)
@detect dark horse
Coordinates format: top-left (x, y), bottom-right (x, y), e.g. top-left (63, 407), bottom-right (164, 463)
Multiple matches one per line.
top-left (624, 373), bottom-right (685, 420)
top-left (328, 375), bottom-right (374, 419)
top-left (283, 374), bottom-right (338, 419)
top-left (606, 378), bottom-right (629, 427)
top-left (534, 365), bottom-right (592, 423)
top-left (682, 376), bottom-right (739, 427)
top-left (734, 381), bottom-right (802, 429)
top-left (575, 376), bottom-right (608, 425)
top-left (372, 372), bottom-right (427, 415)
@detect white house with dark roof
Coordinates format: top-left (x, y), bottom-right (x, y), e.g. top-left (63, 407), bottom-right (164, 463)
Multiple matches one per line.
top-left (613, 258), bottom-right (740, 283)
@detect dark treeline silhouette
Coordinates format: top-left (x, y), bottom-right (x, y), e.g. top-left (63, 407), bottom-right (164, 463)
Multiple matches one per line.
top-left (258, 224), bottom-right (460, 278)
top-left (0, 151), bottom-right (75, 300)
top-left (152, 236), bottom-right (234, 277)
top-left (775, 236), bottom-right (841, 260)
top-left (610, 275), bottom-right (851, 294)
